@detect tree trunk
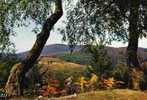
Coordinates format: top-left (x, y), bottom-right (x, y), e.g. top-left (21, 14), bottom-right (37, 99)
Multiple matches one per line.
top-left (127, 0), bottom-right (140, 68)
top-left (5, 0), bottom-right (63, 96)
top-left (127, 0), bottom-right (143, 90)
top-left (128, 68), bottom-right (143, 90)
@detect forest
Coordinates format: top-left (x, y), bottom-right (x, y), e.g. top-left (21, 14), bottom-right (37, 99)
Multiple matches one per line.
top-left (0, 0), bottom-right (147, 99)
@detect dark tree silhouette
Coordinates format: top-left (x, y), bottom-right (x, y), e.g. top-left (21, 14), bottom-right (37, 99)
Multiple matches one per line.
top-left (5, 0), bottom-right (63, 96)
top-left (127, 0), bottom-right (140, 68)
top-left (64, 0), bottom-right (147, 89)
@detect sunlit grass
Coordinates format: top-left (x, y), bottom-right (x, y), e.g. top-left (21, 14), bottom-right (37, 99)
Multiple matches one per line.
top-left (49, 89), bottom-right (147, 100)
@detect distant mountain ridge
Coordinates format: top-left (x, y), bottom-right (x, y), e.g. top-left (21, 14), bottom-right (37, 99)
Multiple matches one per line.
top-left (18, 44), bottom-right (147, 64)
top-left (18, 44), bottom-right (82, 58)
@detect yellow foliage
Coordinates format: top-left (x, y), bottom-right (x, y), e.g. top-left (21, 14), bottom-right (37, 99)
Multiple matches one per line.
top-left (79, 76), bottom-right (88, 92)
top-left (100, 77), bottom-right (124, 89)
top-left (89, 73), bottom-right (98, 85)
top-left (76, 74), bottom-right (99, 92)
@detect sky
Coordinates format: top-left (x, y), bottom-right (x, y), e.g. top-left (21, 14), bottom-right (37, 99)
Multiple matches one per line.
top-left (10, 2), bottom-right (147, 53)
top-left (11, 15), bottom-right (66, 53)
top-left (11, 19), bottom-right (147, 53)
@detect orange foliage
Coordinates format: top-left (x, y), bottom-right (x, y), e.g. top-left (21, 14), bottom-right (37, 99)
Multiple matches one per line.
top-left (41, 79), bottom-right (67, 97)
top-left (42, 86), bottom-right (57, 96)
top-left (99, 77), bottom-right (124, 89)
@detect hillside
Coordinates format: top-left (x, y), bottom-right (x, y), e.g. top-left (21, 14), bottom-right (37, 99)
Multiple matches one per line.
top-left (26, 57), bottom-right (85, 85)
top-left (10, 89), bottom-right (147, 100)
top-left (18, 44), bottom-right (82, 58)
top-left (48, 89), bottom-right (147, 100)
top-left (18, 44), bottom-right (147, 65)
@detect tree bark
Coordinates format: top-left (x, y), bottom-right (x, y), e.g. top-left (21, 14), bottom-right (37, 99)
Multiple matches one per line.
top-left (127, 0), bottom-right (143, 90)
top-left (5, 0), bottom-right (63, 96)
top-left (127, 0), bottom-right (140, 68)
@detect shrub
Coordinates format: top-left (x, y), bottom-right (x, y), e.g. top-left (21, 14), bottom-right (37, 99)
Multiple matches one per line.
top-left (84, 44), bottom-right (113, 77)
top-left (111, 50), bottom-right (129, 87)
top-left (54, 71), bottom-right (65, 89)
top-left (84, 65), bottom-right (94, 78)
top-left (99, 77), bottom-right (124, 89)
top-left (112, 63), bottom-right (129, 87)
top-left (0, 54), bottom-right (19, 85)
top-left (57, 52), bottom-right (91, 65)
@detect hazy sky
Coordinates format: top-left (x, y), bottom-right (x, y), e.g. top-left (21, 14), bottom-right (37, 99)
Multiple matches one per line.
top-left (11, 19), bottom-right (147, 53)
top-left (11, 17), bottom-right (147, 53)
top-left (10, 2), bottom-right (147, 53)
top-left (11, 15), bottom-right (66, 53)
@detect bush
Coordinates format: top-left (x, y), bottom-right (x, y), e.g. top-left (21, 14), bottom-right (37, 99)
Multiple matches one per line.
top-left (56, 52), bottom-right (91, 65)
top-left (55, 71), bottom-right (66, 89)
top-left (84, 44), bottom-right (113, 77)
top-left (111, 50), bottom-right (129, 88)
top-left (84, 65), bottom-right (94, 78)
top-left (99, 77), bottom-right (124, 89)
top-left (112, 63), bottom-right (129, 86)
top-left (0, 54), bottom-right (19, 85)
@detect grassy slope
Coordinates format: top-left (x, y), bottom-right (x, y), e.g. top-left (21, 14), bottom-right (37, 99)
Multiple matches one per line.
top-left (9, 89), bottom-right (147, 100)
top-left (49, 89), bottom-right (147, 100)
top-left (37, 57), bottom-right (85, 82)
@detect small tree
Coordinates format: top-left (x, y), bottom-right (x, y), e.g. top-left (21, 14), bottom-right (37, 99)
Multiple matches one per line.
top-left (68, 38), bottom-right (77, 54)
top-left (85, 43), bottom-right (113, 78)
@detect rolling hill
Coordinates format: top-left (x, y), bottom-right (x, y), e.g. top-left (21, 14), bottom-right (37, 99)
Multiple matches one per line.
top-left (18, 44), bottom-right (147, 65)
top-left (18, 44), bottom-right (82, 58)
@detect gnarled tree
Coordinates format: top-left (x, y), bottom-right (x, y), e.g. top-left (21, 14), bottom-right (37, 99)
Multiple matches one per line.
top-left (64, 0), bottom-right (147, 89)
top-left (3, 0), bottom-right (63, 96)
